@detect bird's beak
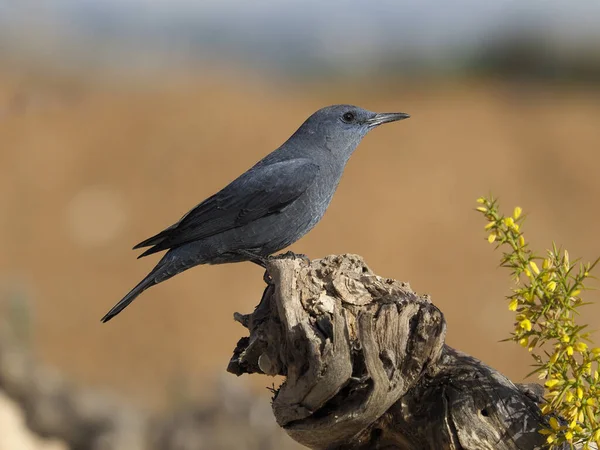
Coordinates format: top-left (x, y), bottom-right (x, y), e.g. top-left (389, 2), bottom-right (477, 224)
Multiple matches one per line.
top-left (366, 112), bottom-right (411, 128)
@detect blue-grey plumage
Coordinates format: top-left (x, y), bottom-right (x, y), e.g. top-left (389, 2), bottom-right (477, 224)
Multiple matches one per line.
top-left (101, 105), bottom-right (409, 322)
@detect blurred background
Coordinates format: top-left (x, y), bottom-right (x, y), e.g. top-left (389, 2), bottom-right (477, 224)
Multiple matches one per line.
top-left (1, 0), bottom-right (600, 448)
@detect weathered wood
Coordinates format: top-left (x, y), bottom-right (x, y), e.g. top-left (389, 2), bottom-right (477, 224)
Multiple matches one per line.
top-left (228, 253), bottom-right (577, 450)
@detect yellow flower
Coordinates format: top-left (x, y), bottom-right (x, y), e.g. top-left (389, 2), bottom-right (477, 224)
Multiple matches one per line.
top-left (547, 280), bottom-right (557, 292)
top-left (571, 289), bottom-right (581, 297)
top-left (562, 335), bottom-right (571, 343)
top-left (543, 258), bottom-right (550, 269)
top-left (519, 235), bottom-right (525, 247)
top-left (542, 273), bottom-right (550, 282)
top-left (565, 430), bottom-right (573, 442)
top-left (567, 346), bottom-right (574, 356)
top-left (518, 337), bottom-right (528, 347)
top-left (549, 417), bottom-right (560, 430)
top-left (504, 217), bottom-right (515, 228)
top-left (550, 352), bottom-right (559, 363)
top-left (565, 391), bottom-right (574, 402)
top-left (575, 342), bottom-right (588, 352)
top-left (592, 347), bottom-right (600, 356)
top-left (577, 386), bottom-right (584, 399)
top-left (530, 261), bottom-right (540, 275)
top-left (476, 197), bottom-right (485, 204)
top-left (508, 298), bottom-right (519, 311)
top-left (519, 318), bottom-right (532, 331)
top-left (488, 233), bottom-right (497, 243)
top-left (524, 268), bottom-right (532, 278)
top-left (484, 222), bottom-right (494, 230)
top-left (546, 379), bottom-right (562, 389)
top-left (513, 206), bottom-right (522, 219)
top-left (476, 206), bottom-right (487, 212)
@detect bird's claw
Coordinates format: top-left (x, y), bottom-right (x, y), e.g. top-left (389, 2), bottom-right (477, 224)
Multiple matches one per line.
top-left (259, 252), bottom-right (309, 286)
top-left (271, 251), bottom-right (311, 263)
top-left (235, 250), bottom-right (269, 268)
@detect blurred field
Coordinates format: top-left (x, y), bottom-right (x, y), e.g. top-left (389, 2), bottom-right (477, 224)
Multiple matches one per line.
top-left (1, 67), bottom-right (600, 413)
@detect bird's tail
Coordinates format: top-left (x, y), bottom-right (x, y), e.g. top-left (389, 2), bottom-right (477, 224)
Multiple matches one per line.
top-left (101, 253), bottom-right (183, 323)
top-left (101, 275), bottom-right (156, 323)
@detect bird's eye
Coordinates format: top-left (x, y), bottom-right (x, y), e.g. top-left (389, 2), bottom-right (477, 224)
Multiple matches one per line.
top-left (341, 111), bottom-right (356, 123)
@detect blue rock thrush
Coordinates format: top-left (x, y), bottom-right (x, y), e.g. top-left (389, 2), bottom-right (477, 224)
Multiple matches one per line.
top-left (101, 105), bottom-right (409, 322)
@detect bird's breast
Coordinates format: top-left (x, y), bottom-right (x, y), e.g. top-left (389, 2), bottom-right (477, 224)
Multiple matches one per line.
top-left (282, 164), bottom-right (343, 230)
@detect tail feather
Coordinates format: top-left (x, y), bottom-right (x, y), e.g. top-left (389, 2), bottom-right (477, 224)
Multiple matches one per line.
top-left (101, 274), bottom-right (157, 323)
top-left (102, 250), bottom-right (200, 323)
top-left (102, 254), bottom-right (175, 323)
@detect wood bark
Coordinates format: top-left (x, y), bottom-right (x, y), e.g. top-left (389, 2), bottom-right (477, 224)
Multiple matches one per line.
top-left (228, 253), bottom-right (573, 450)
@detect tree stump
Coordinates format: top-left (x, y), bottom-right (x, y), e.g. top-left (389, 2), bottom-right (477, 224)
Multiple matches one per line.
top-left (228, 254), bottom-right (564, 450)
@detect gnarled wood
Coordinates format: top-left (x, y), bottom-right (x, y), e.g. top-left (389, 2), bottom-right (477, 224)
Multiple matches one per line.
top-left (228, 254), bottom-right (577, 450)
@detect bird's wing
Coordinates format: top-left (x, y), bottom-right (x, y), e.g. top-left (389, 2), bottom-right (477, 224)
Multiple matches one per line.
top-left (134, 158), bottom-right (320, 257)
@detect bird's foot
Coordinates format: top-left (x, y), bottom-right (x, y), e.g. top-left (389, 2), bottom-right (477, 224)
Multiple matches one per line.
top-left (233, 249), bottom-right (273, 284)
top-left (236, 250), bottom-right (309, 285)
top-left (235, 250), bottom-right (269, 268)
top-left (259, 252), bottom-right (310, 286)
top-left (271, 251), bottom-right (311, 264)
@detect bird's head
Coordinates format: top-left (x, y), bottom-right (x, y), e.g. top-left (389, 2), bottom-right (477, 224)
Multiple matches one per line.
top-left (297, 104), bottom-right (410, 162)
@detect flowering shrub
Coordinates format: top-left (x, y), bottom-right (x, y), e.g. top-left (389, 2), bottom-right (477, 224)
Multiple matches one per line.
top-left (477, 196), bottom-right (600, 449)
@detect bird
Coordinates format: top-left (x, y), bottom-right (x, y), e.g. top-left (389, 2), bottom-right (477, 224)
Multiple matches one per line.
top-left (101, 104), bottom-right (409, 322)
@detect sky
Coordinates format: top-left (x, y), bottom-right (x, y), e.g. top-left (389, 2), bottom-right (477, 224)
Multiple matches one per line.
top-left (1, 0), bottom-right (599, 74)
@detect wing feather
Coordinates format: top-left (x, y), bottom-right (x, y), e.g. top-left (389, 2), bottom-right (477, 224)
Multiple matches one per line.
top-left (134, 158), bottom-right (319, 257)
